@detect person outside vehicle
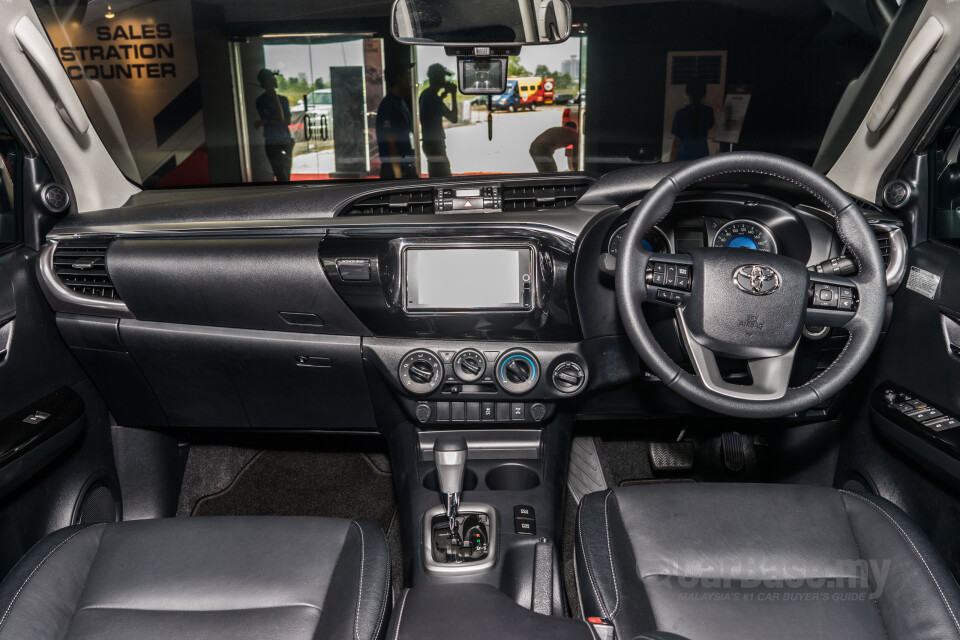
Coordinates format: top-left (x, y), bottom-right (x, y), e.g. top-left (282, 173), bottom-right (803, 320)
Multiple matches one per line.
top-left (419, 63), bottom-right (458, 177)
top-left (670, 76), bottom-right (714, 161)
top-left (529, 121), bottom-right (579, 172)
top-left (254, 68), bottom-right (294, 182)
top-left (376, 65), bottom-right (418, 179)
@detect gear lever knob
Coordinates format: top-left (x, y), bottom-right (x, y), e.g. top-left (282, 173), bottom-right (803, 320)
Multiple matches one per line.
top-left (433, 436), bottom-right (467, 537)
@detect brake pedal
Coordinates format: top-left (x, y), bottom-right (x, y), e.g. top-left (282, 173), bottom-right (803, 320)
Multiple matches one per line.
top-left (649, 441), bottom-right (694, 472)
top-left (721, 431), bottom-right (746, 472)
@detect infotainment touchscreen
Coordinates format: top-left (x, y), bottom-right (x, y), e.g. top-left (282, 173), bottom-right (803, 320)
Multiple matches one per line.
top-left (404, 246), bottom-right (534, 311)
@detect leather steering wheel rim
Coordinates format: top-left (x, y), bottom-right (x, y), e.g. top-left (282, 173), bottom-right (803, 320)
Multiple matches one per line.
top-left (616, 151), bottom-right (887, 418)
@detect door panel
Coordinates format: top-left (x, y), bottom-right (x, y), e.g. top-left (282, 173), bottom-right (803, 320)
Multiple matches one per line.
top-left (866, 241), bottom-right (960, 479)
top-left (0, 108), bottom-right (120, 575)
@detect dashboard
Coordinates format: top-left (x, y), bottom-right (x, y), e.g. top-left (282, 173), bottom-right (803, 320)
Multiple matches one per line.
top-left (36, 167), bottom-right (907, 432)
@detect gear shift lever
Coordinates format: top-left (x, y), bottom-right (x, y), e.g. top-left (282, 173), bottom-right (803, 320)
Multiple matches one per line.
top-left (433, 435), bottom-right (467, 542)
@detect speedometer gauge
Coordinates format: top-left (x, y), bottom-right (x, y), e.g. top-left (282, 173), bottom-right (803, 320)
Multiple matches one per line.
top-left (713, 220), bottom-right (777, 253)
top-left (608, 224), bottom-right (672, 255)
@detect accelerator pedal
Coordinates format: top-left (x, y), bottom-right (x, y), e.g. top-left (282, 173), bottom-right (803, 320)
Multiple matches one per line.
top-left (721, 431), bottom-right (746, 472)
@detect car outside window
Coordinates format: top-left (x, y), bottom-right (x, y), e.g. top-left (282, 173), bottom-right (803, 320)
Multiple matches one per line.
top-left (30, 0), bottom-right (893, 188)
top-left (0, 110), bottom-right (22, 250)
top-left (932, 103), bottom-right (960, 248)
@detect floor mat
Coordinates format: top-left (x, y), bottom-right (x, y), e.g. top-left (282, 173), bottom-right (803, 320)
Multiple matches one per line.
top-left (191, 450), bottom-right (396, 533)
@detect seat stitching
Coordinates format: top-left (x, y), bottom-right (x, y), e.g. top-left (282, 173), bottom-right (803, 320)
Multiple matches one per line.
top-left (603, 492), bottom-right (621, 617)
top-left (392, 590), bottom-right (409, 640)
top-left (61, 523), bottom-right (109, 640)
top-left (75, 603), bottom-right (326, 613)
top-left (839, 490), bottom-right (960, 638)
top-left (353, 521), bottom-right (365, 640)
top-left (370, 532), bottom-right (390, 640)
top-left (577, 494), bottom-right (609, 618)
top-left (839, 492), bottom-right (890, 640)
top-left (0, 523), bottom-right (107, 637)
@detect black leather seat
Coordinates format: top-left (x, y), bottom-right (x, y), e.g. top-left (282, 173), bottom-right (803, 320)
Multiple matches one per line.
top-left (0, 516), bottom-right (390, 640)
top-left (576, 483), bottom-right (960, 640)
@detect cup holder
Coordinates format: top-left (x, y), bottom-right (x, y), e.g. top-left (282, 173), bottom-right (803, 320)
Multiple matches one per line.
top-left (422, 467), bottom-right (479, 492)
top-left (484, 464), bottom-right (541, 491)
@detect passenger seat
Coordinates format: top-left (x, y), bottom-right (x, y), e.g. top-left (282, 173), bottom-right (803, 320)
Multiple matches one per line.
top-left (0, 516), bottom-right (390, 640)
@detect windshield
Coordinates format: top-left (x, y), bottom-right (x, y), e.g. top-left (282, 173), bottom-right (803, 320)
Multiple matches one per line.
top-left (32, 0), bottom-right (892, 188)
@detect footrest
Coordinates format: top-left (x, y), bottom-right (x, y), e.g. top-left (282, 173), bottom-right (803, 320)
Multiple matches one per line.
top-left (649, 441), bottom-right (694, 472)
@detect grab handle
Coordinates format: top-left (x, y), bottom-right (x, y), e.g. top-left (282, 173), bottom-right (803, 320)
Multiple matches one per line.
top-left (14, 17), bottom-right (90, 136)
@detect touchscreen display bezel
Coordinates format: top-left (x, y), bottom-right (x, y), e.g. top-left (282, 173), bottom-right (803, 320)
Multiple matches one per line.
top-left (402, 244), bottom-right (535, 313)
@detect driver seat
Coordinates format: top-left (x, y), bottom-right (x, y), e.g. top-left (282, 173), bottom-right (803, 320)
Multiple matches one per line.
top-left (575, 483), bottom-right (960, 640)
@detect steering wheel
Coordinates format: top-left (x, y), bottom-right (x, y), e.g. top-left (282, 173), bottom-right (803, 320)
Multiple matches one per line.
top-left (616, 152), bottom-right (886, 418)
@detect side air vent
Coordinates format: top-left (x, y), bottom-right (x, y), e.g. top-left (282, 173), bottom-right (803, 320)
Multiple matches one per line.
top-left (340, 189), bottom-right (435, 216)
top-left (844, 225), bottom-right (892, 267)
top-left (842, 222), bottom-right (907, 292)
top-left (500, 181), bottom-right (590, 212)
top-left (52, 240), bottom-right (121, 300)
top-left (873, 228), bottom-right (892, 267)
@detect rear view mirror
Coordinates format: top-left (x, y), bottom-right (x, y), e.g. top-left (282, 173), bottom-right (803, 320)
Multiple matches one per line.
top-left (392, 0), bottom-right (572, 46)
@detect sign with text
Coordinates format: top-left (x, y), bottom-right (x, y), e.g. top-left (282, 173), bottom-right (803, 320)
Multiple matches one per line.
top-left (39, 1), bottom-right (203, 184)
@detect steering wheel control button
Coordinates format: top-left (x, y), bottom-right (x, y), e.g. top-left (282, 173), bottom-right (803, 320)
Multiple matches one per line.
top-left (552, 361), bottom-right (586, 394)
top-left (647, 261), bottom-right (692, 293)
top-left (398, 350), bottom-right (443, 395)
top-left (453, 349), bottom-right (486, 383)
top-left (496, 350), bottom-right (539, 395)
top-left (655, 289), bottom-right (684, 305)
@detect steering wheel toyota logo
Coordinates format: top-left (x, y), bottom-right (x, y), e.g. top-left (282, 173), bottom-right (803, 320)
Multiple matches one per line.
top-left (733, 265), bottom-right (781, 295)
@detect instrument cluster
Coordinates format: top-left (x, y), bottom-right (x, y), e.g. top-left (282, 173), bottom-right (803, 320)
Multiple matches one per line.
top-left (606, 217), bottom-right (779, 256)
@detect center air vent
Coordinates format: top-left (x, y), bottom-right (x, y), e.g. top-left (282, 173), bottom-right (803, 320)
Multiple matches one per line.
top-left (341, 189), bottom-right (435, 216)
top-left (52, 240), bottom-right (121, 300)
top-left (500, 181), bottom-right (590, 212)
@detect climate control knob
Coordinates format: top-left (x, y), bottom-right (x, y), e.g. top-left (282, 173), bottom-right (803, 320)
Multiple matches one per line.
top-left (495, 349), bottom-right (539, 395)
top-left (453, 349), bottom-right (486, 383)
top-left (398, 350), bottom-right (443, 395)
top-left (552, 361), bottom-right (586, 394)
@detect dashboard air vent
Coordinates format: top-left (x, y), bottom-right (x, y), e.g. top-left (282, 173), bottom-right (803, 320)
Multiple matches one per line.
top-left (844, 225), bottom-right (891, 267)
top-left (500, 181), bottom-right (590, 212)
top-left (341, 189), bottom-right (435, 216)
top-left (52, 240), bottom-right (121, 300)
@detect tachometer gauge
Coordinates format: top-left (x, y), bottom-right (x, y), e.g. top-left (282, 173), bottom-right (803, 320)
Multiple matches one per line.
top-left (608, 224), bottom-right (672, 255)
top-left (713, 220), bottom-right (777, 253)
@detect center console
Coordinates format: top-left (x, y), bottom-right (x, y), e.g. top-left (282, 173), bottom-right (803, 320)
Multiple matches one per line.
top-left (324, 228), bottom-right (583, 617)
